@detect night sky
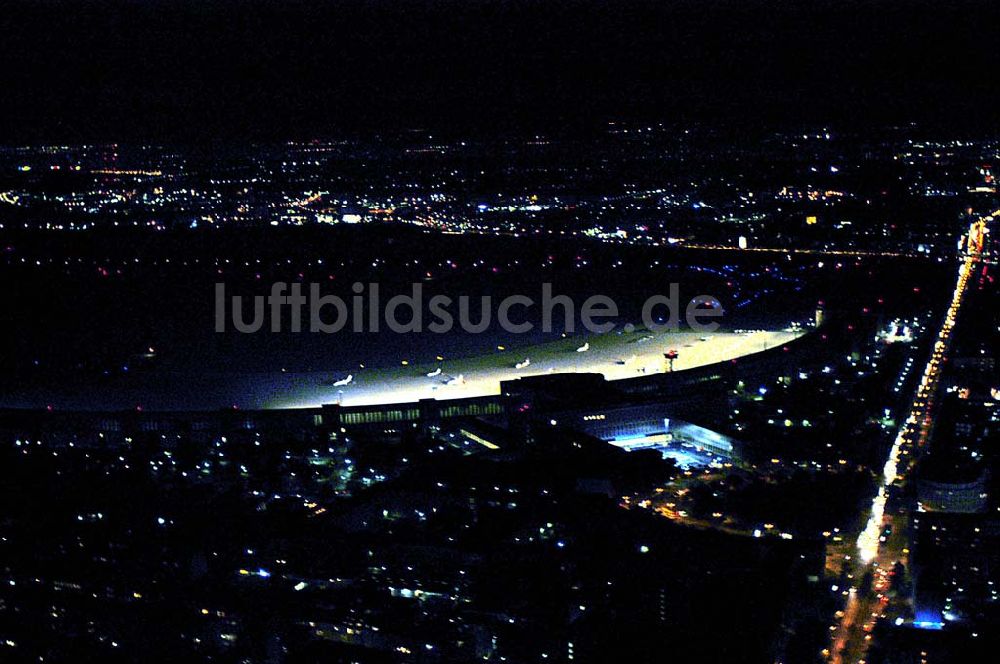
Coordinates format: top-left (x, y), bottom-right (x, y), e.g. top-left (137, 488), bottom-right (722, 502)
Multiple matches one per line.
top-left (2, 0), bottom-right (999, 141)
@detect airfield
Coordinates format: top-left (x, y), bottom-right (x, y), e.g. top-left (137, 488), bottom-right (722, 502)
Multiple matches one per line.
top-left (271, 327), bottom-right (806, 409)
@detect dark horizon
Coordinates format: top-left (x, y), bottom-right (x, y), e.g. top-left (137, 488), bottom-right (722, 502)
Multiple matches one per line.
top-left (3, 0), bottom-right (1000, 142)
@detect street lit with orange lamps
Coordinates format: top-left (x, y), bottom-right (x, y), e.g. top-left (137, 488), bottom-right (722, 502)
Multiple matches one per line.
top-left (829, 209), bottom-right (997, 664)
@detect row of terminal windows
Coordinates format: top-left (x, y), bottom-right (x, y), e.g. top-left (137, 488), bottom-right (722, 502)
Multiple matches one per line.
top-left (440, 402), bottom-right (502, 418)
top-left (136, 419), bottom-right (254, 432)
top-left (341, 409), bottom-right (421, 425)
top-left (97, 402), bottom-right (502, 433)
top-left (340, 402), bottom-right (501, 425)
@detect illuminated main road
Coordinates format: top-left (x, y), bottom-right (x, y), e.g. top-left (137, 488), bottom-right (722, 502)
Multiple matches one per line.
top-left (827, 212), bottom-right (994, 664)
top-left (416, 216), bottom-right (929, 260)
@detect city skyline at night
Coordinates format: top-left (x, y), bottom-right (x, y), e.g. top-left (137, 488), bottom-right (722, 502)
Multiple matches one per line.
top-left (2, 2), bottom-right (1000, 664)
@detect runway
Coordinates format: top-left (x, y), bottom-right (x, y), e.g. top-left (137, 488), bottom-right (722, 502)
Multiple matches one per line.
top-left (2, 327), bottom-right (806, 412)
